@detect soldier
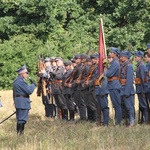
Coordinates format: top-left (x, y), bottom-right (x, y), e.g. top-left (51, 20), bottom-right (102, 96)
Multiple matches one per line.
top-left (40, 58), bottom-right (54, 119)
top-left (71, 54), bottom-right (87, 122)
top-left (62, 61), bottom-right (75, 121)
top-left (134, 51), bottom-right (149, 124)
top-left (144, 52), bottom-right (150, 101)
top-left (50, 57), bottom-right (68, 121)
top-left (105, 47), bottom-right (122, 126)
top-left (147, 43), bottom-right (150, 55)
top-left (119, 51), bottom-right (135, 127)
top-left (13, 65), bottom-right (36, 135)
top-left (94, 54), bottom-right (109, 126)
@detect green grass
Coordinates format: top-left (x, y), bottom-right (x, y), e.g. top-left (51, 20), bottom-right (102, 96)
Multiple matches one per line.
top-left (0, 90), bottom-right (150, 150)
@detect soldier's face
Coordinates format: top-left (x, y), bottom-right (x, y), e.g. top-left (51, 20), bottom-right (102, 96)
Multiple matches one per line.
top-left (144, 54), bottom-right (150, 63)
top-left (22, 72), bottom-right (28, 79)
top-left (147, 49), bottom-right (150, 55)
top-left (134, 56), bottom-right (141, 62)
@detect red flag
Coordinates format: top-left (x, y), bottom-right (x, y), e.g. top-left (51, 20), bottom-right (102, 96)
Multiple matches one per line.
top-left (98, 18), bottom-right (107, 78)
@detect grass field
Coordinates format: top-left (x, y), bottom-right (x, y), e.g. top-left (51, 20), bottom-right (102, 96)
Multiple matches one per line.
top-left (0, 89), bottom-right (150, 150)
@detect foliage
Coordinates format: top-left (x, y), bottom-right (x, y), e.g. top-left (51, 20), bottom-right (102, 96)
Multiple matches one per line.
top-left (0, 0), bottom-right (150, 89)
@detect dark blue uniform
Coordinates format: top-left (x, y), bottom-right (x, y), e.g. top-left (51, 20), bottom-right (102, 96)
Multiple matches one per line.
top-left (135, 60), bottom-right (148, 123)
top-left (13, 69), bottom-right (35, 135)
top-left (119, 58), bottom-right (135, 126)
top-left (106, 57), bottom-right (122, 125)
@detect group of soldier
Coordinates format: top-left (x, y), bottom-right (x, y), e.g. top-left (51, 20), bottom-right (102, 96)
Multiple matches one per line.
top-left (37, 43), bottom-right (150, 127)
top-left (12, 43), bottom-right (150, 135)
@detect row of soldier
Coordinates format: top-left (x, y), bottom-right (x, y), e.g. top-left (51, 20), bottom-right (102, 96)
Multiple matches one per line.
top-left (37, 43), bottom-right (150, 127)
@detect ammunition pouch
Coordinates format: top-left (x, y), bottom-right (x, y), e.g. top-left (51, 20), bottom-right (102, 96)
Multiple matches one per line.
top-left (94, 79), bottom-right (99, 86)
top-left (134, 78), bottom-right (141, 84)
top-left (119, 79), bottom-right (126, 85)
top-left (144, 77), bottom-right (148, 83)
top-left (108, 76), bottom-right (118, 82)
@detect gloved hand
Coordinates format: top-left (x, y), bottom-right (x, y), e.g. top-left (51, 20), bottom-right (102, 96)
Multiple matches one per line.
top-left (29, 77), bottom-right (36, 86)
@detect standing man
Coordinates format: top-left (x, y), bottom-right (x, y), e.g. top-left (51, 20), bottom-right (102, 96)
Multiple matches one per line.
top-left (13, 65), bottom-right (36, 135)
top-left (119, 51), bottom-right (135, 126)
top-left (51, 57), bottom-right (68, 121)
top-left (105, 47), bottom-right (122, 125)
top-left (41, 58), bottom-right (54, 119)
top-left (134, 51), bottom-right (149, 124)
top-left (144, 52), bottom-right (150, 101)
top-left (62, 61), bottom-right (75, 121)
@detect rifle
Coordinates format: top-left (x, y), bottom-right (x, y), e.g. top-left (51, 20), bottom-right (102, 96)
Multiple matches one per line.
top-left (76, 65), bottom-right (86, 83)
top-left (37, 55), bottom-right (47, 96)
top-left (65, 67), bottom-right (78, 84)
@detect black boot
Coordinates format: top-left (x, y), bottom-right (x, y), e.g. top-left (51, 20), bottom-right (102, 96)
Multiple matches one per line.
top-left (62, 109), bottom-right (68, 121)
top-left (69, 110), bottom-right (75, 121)
top-left (87, 107), bottom-right (93, 122)
top-left (19, 123), bottom-right (25, 135)
top-left (91, 110), bottom-right (97, 123)
top-left (16, 123), bottom-right (20, 135)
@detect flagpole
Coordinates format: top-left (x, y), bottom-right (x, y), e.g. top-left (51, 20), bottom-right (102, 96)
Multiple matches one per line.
top-left (100, 14), bottom-right (107, 62)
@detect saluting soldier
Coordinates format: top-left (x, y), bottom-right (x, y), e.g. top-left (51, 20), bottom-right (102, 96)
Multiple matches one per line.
top-left (13, 65), bottom-right (36, 135)
top-left (119, 51), bottom-right (135, 127)
top-left (105, 47), bottom-right (122, 126)
top-left (62, 61), bottom-right (75, 121)
top-left (40, 57), bottom-right (54, 119)
top-left (134, 51), bottom-right (149, 124)
top-left (50, 57), bottom-right (68, 121)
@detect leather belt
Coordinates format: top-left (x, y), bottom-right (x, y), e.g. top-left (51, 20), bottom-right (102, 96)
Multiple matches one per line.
top-left (108, 76), bottom-right (118, 82)
top-left (15, 95), bottom-right (29, 98)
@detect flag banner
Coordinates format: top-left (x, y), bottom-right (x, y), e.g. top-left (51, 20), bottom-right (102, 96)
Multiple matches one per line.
top-left (98, 17), bottom-right (107, 85)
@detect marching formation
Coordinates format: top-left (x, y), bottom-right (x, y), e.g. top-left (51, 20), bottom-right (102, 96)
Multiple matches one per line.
top-left (12, 43), bottom-right (150, 135)
top-left (36, 44), bottom-right (150, 127)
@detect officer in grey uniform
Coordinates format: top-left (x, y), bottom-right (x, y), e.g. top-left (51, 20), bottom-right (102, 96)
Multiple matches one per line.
top-left (105, 47), bottom-right (122, 125)
top-left (13, 65), bottom-right (36, 135)
top-left (62, 61), bottom-right (75, 121)
top-left (51, 57), bottom-right (68, 120)
top-left (119, 51), bottom-right (135, 126)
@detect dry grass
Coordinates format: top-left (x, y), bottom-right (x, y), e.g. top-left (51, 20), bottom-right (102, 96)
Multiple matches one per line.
top-left (0, 89), bottom-right (150, 150)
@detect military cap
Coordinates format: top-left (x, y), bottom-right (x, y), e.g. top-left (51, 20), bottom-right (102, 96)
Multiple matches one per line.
top-left (147, 43), bottom-right (150, 49)
top-left (50, 56), bottom-right (56, 60)
top-left (120, 51), bottom-right (131, 58)
top-left (134, 51), bottom-right (144, 57)
top-left (110, 47), bottom-right (120, 55)
top-left (55, 57), bottom-right (64, 61)
top-left (81, 54), bottom-right (88, 59)
top-left (44, 57), bottom-right (50, 62)
top-left (74, 54), bottom-right (81, 59)
top-left (86, 56), bottom-right (91, 62)
top-left (16, 65), bottom-right (28, 74)
top-left (64, 61), bottom-right (72, 66)
top-left (70, 58), bottom-right (75, 63)
top-left (90, 53), bottom-right (99, 59)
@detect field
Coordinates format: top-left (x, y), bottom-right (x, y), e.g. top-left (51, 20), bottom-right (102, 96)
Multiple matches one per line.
top-left (0, 90), bottom-right (150, 150)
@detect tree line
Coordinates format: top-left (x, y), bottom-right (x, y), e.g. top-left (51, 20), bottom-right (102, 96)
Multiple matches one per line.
top-left (0, 0), bottom-right (149, 89)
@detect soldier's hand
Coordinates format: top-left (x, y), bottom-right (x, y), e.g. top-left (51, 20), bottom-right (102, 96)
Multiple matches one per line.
top-left (85, 80), bottom-right (89, 85)
top-left (76, 80), bottom-right (80, 84)
top-left (68, 83), bottom-right (72, 87)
